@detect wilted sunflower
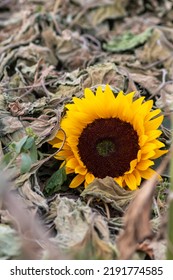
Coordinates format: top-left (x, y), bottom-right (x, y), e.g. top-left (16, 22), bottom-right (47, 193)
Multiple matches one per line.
top-left (50, 85), bottom-right (167, 190)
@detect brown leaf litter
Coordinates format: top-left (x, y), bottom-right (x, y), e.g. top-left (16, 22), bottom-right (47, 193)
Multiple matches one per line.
top-left (0, 0), bottom-right (172, 259)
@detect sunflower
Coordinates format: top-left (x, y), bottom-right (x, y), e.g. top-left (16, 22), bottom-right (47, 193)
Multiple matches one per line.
top-left (50, 85), bottom-right (167, 190)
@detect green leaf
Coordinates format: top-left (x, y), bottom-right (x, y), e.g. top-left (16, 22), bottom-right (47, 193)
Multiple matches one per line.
top-left (103, 28), bottom-right (153, 52)
top-left (23, 137), bottom-right (35, 150)
top-left (1, 152), bottom-right (13, 166)
top-left (20, 153), bottom-right (32, 174)
top-left (44, 167), bottom-right (67, 195)
top-left (29, 142), bottom-right (38, 163)
top-left (10, 136), bottom-right (28, 154)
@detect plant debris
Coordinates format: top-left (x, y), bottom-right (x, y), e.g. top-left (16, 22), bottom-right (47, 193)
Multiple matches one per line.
top-left (0, 0), bottom-right (172, 260)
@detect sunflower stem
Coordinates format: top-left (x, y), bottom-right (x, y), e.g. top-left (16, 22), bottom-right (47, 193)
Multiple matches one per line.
top-left (167, 113), bottom-right (173, 259)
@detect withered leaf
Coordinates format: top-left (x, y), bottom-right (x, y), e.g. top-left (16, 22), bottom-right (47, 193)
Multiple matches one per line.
top-left (50, 196), bottom-right (117, 259)
top-left (81, 177), bottom-right (137, 213)
top-left (117, 153), bottom-right (170, 260)
top-left (18, 180), bottom-right (48, 212)
top-left (0, 224), bottom-right (21, 260)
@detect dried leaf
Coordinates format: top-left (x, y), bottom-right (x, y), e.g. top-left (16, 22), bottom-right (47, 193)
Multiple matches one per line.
top-left (2, 184), bottom-right (61, 259)
top-left (18, 180), bottom-right (48, 212)
top-left (81, 177), bottom-right (136, 213)
top-left (72, 215), bottom-right (118, 260)
top-left (88, 1), bottom-right (127, 27)
top-left (148, 240), bottom-right (166, 260)
top-left (0, 224), bottom-right (21, 260)
top-left (0, 115), bottom-right (24, 138)
top-left (138, 27), bottom-right (173, 78)
top-left (117, 152), bottom-right (171, 260)
top-left (50, 196), bottom-right (117, 259)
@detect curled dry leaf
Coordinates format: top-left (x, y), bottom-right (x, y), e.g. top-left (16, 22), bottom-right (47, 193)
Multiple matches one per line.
top-left (1, 172), bottom-right (61, 260)
top-left (18, 181), bottom-right (48, 212)
top-left (0, 0), bottom-right (171, 260)
top-left (49, 196), bottom-right (117, 259)
top-left (81, 177), bottom-right (137, 214)
top-left (117, 152), bottom-right (171, 260)
top-left (138, 27), bottom-right (173, 79)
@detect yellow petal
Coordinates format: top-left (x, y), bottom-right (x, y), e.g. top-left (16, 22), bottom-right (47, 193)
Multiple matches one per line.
top-left (52, 142), bottom-right (65, 149)
top-left (140, 100), bottom-right (153, 115)
top-left (66, 158), bottom-right (79, 169)
top-left (133, 169), bottom-right (141, 186)
top-left (69, 174), bottom-right (85, 188)
top-left (151, 149), bottom-right (168, 159)
top-left (133, 115), bottom-right (144, 135)
top-left (137, 160), bottom-right (154, 171)
top-left (152, 139), bottom-right (165, 149)
top-left (57, 150), bottom-right (73, 158)
top-left (132, 96), bottom-right (145, 111)
top-left (95, 86), bottom-right (104, 98)
top-left (114, 176), bottom-right (123, 187)
top-left (141, 150), bottom-right (156, 160)
top-left (146, 115), bottom-right (164, 131)
top-left (146, 130), bottom-right (162, 141)
top-left (124, 173), bottom-right (137, 190)
top-left (49, 138), bottom-right (59, 146)
top-left (84, 88), bottom-right (95, 99)
top-left (139, 135), bottom-right (148, 146)
top-left (125, 159), bottom-right (137, 174)
top-left (75, 165), bottom-right (87, 175)
top-left (66, 167), bottom-right (74, 174)
top-left (139, 168), bottom-right (156, 180)
top-left (125, 91), bottom-right (135, 103)
top-left (145, 108), bottom-right (161, 121)
top-left (141, 143), bottom-right (157, 153)
top-left (85, 172), bottom-right (95, 185)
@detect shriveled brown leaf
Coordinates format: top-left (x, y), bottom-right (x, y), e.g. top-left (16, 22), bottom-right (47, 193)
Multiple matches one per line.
top-left (47, 195), bottom-right (117, 259)
top-left (138, 27), bottom-right (173, 78)
top-left (0, 0), bottom-right (172, 261)
top-left (1, 172), bottom-right (62, 259)
top-left (72, 214), bottom-right (118, 260)
top-left (81, 177), bottom-right (137, 214)
top-left (18, 181), bottom-right (48, 212)
top-left (137, 240), bottom-right (154, 259)
top-left (117, 152), bottom-right (171, 260)
top-left (0, 224), bottom-right (21, 260)
top-left (148, 239), bottom-right (166, 260)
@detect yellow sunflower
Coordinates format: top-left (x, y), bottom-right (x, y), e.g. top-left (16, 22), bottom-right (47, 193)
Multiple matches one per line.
top-left (50, 85), bottom-right (167, 190)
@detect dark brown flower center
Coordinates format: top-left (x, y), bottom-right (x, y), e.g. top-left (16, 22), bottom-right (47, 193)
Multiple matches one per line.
top-left (77, 118), bottom-right (139, 178)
